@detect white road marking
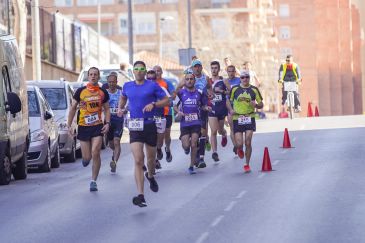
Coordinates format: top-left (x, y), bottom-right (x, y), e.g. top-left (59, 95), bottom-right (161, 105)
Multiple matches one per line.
top-left (293, 137), bottom-right (297, 141)
top-left (224, 201), bottom-right (237, 212)
top-left (210, 215), bottom-right (225, 228)
top-left (196, 232), bottom-right (209, 243)
top-left (272, 160), bottom-right (280, 165)
top-left (258, 173), bottom-right (266, 179)
top-left (281, 150), bottom-right (288, 154)
top-left (236, 190), bottom-right (247, 199)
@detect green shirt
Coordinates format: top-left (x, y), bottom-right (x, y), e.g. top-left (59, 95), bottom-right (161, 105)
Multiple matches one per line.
top-left (229, 85), bottom-right (263, 120)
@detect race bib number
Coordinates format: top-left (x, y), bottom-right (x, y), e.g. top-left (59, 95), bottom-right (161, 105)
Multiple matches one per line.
top-left (128, 118), bottom-right (144, 131)
top-left (84, 113), bottom-right (99, 125)
top-left (110, 107), bottom-right (118, 114)
top-left (185, 113), bottom-right (198, 122)
top-left (212, 94), bottom-right (222, 102)
top-left (154, 117), bottom-right (162, 128)
top-left (238, 116), bottom-right (251, 125)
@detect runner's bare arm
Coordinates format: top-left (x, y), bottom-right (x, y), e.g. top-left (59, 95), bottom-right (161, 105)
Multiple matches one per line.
top-left (143, 96), bottom-right (170, 113)
top-left (226, 99), bottom-right (234, 115)
top-left (67, 99), bottom-right (78, 136)
top-left (101, 102), bottom-right (111, 134)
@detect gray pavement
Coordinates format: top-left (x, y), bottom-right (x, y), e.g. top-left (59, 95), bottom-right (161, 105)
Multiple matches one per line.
top-left (1, 117), bottom-right (365, 243)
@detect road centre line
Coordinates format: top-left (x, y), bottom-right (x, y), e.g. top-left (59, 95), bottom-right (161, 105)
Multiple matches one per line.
top-left (258, 173), bottom-right (266, 179)
top-left (224, 201), bottom-right (237, 212)
top-left (210, 215), bottom-right (225, 228)
top-left (281, 150), bottom-right (288, 154)
top-left (293, 137), bottom-right (297, 141)
top-left (196, 232), bottom-right (209, 243)
top-left (236, 190), bottom-right (247, 199)
top-left (272, 160), bottom-right (280, 165)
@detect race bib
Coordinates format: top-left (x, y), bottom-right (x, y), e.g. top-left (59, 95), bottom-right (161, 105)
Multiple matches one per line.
top-left (212, 94), bottom-right (223, 102)
top-left (84, 113), bottom-right (99, 125)
top-left (185, 113), bottom-right (198, 122)
top-left (110, 107), bottom-right (119, 114)
top-left (154, 117), bottom-right (162, 128)
top-left (128, 118), bottom-right (144, 131)
top-left (238, 116), bottom-right (251, 125)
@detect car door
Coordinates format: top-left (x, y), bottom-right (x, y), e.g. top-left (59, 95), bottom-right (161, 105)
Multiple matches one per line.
top-left (37, 90), bottom-right (54, 150)
top-left (1, 65), bottom-right (17, 158)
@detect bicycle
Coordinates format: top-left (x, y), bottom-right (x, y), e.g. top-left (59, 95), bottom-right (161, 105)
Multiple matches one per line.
top-left (283, 81), bottom-right (298, 119)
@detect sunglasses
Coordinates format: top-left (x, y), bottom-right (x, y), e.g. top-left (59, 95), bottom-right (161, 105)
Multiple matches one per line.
top-left (240, 76), bottom-right (250, 79)
top-left (133, 67), bottom-right (146, 71)
top-left (185, 78), bottom-right (194, 81)
top-left (286, 60), bottom-right (290, 62)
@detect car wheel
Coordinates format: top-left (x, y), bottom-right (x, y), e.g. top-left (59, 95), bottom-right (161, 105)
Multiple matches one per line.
top-left (40, 146), bottom-right (51, 172)
top-left (51, 145), bottom-right (60, 168)
top-left (12, 151), bottom-right (27, 180)
top-left (0, 149), bottom-right (11, 185)
top-left (65, 140), bottom-right (76, 162)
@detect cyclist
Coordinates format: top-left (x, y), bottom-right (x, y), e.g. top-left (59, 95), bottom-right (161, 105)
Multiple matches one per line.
top-left (226, 71), bottom-right (263, 173)
top-left (278, 54), bottom-right (302, 112)
top-left (67, 67), bottom-right (110, 191)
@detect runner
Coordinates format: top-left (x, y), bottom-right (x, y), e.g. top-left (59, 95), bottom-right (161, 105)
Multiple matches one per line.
top-left (106, 72), bottom-right (124, 173)
top-left (225, 65), bottom-right (241, 154)
top-left (118, 61), bottom-right (169, 207)
top-left (67, 67), bottom-right (110, 191)
top-left (208, 61), bottom-right (228, 162)
top-left (226, 71), bottom-right (263, 173)
top-left (174, 72), bottom-right (211, 174)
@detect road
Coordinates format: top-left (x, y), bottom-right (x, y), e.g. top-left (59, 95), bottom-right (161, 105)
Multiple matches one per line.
top-left (1, 116), bottom-right (365, 243)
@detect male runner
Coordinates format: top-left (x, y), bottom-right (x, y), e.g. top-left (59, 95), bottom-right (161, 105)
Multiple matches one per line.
top-left (208, 61), bottom-right (228, 162)
top-left (68, 67), bottom-right (110, 191)
top-left (174, 73), bottom-right (210, 174)
top-left (118, 61), bottom-right (169, 207)
top-left (106, 72), bottom-right (124, 173)
top-left (226, 71), bottom-right (263, 173)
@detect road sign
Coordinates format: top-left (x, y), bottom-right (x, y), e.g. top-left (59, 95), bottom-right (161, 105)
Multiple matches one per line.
top-left (178, 48), bottom-right (196, 66)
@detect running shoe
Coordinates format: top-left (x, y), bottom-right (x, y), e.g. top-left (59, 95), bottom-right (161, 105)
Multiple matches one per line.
top-left (157, 148), bottom-right (163, 160)
top-left (197, 158), bottom-right (207, 168)
top-left (133, 194), bottom-right (147, 207)
top-left (110, 160), bottom-right (117, 173)
top-left (82, 160), bottom-right (90, 167)
top-left (155, 160), bottom-right (162, 170)
top-left (243, 164), bottom-right (251, 173)
top-left (142, 165), bottom-right (147, 172)
top-left (212, 152), bottom-right (220, 162)
top-left (165, 147), bottom-right (172, 162)
top-left (90, 181), bottom-right (98, 192)
top-left (188, 166), bottom-right (196, 174)
top-left (145, 172), bottom-right (159, 192)
top-left (237, 149), bottom-right (245, 159)
top-left (205, 142), bottom-right (211, 151)
top-left (221, 136), bottom-right (228, 147)
top-left (184, 147), bottom-right (190, 155)
top-left (233, 147), bottom-right (237, 155)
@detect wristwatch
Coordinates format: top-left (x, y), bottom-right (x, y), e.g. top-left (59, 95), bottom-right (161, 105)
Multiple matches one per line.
top-left (151, 102), bottom-right (156, 107)
top-left (105, 121), bottom-right (111, 125)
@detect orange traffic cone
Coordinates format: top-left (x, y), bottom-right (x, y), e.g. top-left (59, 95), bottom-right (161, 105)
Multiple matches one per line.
top-left (283, 128), bottom-right (292, 148)
top-left (262, 147), bottom-right (272, 172)
top-left (315, 106), bottom-right (319, 117)
top-left (307, 102), bottom-right (313, 117)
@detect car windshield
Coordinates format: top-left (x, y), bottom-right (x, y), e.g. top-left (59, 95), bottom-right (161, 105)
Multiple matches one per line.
top-left (27, 91), bottom-right (40, 117)
top-left (40, 88), bottom-right (67, 110)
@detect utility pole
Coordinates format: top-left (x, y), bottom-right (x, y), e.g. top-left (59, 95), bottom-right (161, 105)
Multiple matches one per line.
top-left (31, 0), bottom-right (41, 80)
top-left (187, 0), bottom-right (192, 49)
top-left (128, 0), bottom-right (133, 65)
top-left (97, 0), bottom-right (101, 65)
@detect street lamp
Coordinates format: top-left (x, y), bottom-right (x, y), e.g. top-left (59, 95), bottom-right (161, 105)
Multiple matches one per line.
top-left (159, 16), bottom-right (174, 59)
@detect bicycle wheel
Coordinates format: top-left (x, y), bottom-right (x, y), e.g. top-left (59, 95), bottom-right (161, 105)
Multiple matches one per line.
top-left (288, 92), bottom-right (294, 119)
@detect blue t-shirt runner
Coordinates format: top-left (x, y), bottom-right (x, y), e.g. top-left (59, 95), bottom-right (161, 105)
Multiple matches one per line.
top-left (209, 78), bottom-right (228, 120)
top-left (227, 77), bottom-right (240, 88)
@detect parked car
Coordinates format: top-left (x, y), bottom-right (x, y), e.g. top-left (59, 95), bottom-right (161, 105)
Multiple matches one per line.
top-left (69, 81), bottom-right (84, 92)
top-left (27, 85), bottom-right (60, 172)
top-left (27, 80), bottom-right (81, 162)
top-left (0, 35), bottom-right (29, 185)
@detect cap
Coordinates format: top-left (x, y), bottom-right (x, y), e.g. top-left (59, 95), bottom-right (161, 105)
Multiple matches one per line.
top-left (240, 70), bottom-right (250, 77)
top-left (191, 59), bottom-right (202, 67)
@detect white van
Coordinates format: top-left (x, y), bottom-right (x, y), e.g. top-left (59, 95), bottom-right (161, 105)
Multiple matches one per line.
top-left (0, 35), bottom-right (29, 185)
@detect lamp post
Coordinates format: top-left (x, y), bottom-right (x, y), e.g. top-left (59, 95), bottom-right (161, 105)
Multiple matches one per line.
top-left (127, 0), bottom-right (133, 65)
top-left (97, 0), bottom-right (101, 65)
top-left (159, 16), bottom-right (174, 59)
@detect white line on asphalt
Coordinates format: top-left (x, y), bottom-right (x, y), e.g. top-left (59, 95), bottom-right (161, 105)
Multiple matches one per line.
top-left (236, 190), bottom-right (247, 199)
top-left (281, 150), bottom-right (288, 154)
top-left (196, 232), bottom-right (209, 243)
top-left (293, 137), bottom-right (297, 141)
top-left (224, 201), bottom-right (237, 212)
top-left (211, 215), bottom-right (225, 228)
top-left (258, 173), bottom-right (266, 179)
top-left (272, 160), bottom-right (280, 165)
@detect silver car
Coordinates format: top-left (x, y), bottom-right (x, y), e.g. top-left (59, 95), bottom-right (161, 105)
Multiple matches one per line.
top-left (27, 85), bottom-right (60, 172)
top-left (27, 80), bottom-right (81, 162)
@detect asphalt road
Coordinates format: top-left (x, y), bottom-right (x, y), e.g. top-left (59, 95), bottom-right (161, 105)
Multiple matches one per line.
top-left (1, 118), bottom-right (365, 243)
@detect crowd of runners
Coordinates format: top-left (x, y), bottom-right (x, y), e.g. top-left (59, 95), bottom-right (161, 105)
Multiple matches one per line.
top-left (68, 56), bottom-right (302, 207)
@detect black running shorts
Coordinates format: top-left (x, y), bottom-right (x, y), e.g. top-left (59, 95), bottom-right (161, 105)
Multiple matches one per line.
top-left (233, 118), bottom-right (256, 133)
top-left (129, 122), bottom-right (157, 147)
top-left (165, 115), bottom-right (173, 129)
top-left (77, 124), bottom-right (103, 141)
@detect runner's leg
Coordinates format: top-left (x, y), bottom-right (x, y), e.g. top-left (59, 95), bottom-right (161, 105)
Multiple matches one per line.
top-left (130, 142), bottom-right (145, 195)
top-left (244, 130), bottom-right (254, 165)
top-left (91, 136), bottom-right (102, 181)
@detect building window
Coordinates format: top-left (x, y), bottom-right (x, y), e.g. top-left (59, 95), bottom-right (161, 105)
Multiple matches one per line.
top-left (77, 0), bottom-right (113, 6)
top-left (119, 12), bottom-right (156, 35)
top-left (160, 0), bottom-right (178, 3)
top-left (279, 4), bottom-right (290, 17)
top-left (159, 12), bottom-right (177, 34)
top-left (211, 18), bottom-right (229, 39)
top-left (55, 0), bottom-right (73, 7)
top-left (211, 0), bottom-right (230, 3)
top-left (279, 26), bottom-right (291, 39)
